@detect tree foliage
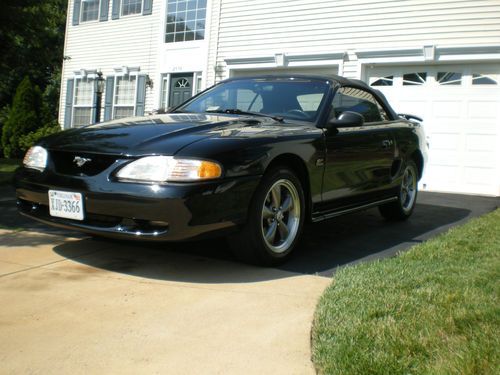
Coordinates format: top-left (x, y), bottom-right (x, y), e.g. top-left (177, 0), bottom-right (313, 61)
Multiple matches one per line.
top-left (0, 0), bottom-right (67, 157)
top-left (0, 0), bottom-right (67, 110)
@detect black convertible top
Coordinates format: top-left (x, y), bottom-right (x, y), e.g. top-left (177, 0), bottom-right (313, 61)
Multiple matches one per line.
top-left (222, 74), bottom-right (399, 121)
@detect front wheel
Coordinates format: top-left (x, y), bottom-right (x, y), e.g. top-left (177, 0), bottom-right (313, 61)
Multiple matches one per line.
top-left (228, 167), bottom-right (305, 266)
top-left (379, 160), bottom-right (418, 221)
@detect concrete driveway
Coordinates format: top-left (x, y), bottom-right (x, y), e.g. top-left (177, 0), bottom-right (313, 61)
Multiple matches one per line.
top-left (0, 186), bottom-right (498, 374)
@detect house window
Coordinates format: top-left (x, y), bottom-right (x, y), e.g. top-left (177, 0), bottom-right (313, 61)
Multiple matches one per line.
top-left (73, 78), bottom-right (95, 127)
top-left (165, 0), bottom-right (207, 43)
top-left (370, 76), bottom-right (394, 86)
top-left (122, 0), bottom-right (143, 16)
top-left (114, 76), bottom-right (137, 119)
top-left (472, 73), bottom-right (498, 85)
top-left (81, 0), bottom-right (100, 22)
top-left (402, 72), bottom-right (427, 86)
top-left (437, 72), bottom-right (462, 85)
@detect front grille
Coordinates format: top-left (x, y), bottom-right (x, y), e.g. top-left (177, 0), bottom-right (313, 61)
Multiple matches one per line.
top-left (50, 150), bottom-right (118, 176)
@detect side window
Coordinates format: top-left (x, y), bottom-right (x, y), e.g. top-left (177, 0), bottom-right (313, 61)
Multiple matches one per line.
top-left (331, 87), bottom-right (385, 123)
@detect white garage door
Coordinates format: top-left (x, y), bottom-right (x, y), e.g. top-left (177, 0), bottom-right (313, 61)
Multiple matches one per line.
top-left (231, 66), bottom-right (338, 78)
top-left (367, 64), bottom-right (500, 196)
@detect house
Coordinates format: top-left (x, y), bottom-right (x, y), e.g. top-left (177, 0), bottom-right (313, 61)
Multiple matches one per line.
top-left (60, 0), bottom-right (500, 196)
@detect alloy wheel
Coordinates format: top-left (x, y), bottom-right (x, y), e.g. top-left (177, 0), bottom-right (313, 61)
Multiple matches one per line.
top-left (401, 165), bottom-right (417, 213)
top-left (261, 179), bottom-right (301, 254)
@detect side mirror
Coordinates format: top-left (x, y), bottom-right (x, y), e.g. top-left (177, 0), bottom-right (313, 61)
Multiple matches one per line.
top-left (326, 111), bottom-right (364, 129)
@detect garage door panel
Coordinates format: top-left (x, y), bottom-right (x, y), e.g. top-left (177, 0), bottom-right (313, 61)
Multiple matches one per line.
top-left (466, 134), bottom-right (496, 151)
top-left (467, 101), bottom-right (498, 119)
top-left (425, 165), bottom-right (459, 183)
top-left (465, 151), bottom-right (496, 168)
top-left (432, 101), bottom-right (462, 118)
top-left (430, 150), bottom-right (461, 166)
top-left (431, 133), bottom-right (460, 151)
top-left (464, 167), bottom-right (496, 185)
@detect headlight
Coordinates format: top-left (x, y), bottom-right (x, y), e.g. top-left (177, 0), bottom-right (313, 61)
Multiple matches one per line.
top-left (23, 146), bottom-right (48, 171)
top-left (116, 156), bottom-right (223, 183)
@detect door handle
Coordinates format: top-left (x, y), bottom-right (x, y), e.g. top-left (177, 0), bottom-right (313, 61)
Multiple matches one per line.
top-left (381, 139), bottom-right (393, 149)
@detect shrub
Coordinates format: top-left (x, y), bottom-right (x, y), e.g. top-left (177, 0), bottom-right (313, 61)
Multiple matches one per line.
top-left (18, 121), bottom-right (61, 151)
top-left (2, 76), bottom-right (42, 158)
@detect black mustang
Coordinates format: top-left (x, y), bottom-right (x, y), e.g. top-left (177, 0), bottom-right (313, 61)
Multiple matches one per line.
top-left (16, 75), bottom-right (427, 265)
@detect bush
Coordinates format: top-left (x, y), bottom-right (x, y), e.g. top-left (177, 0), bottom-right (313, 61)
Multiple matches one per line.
top-left (18, 121), bottom-right (61, 151)
top-left (2, 76), bottom-right (43, 158)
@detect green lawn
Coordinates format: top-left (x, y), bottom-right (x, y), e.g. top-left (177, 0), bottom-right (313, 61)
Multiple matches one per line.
top-left (312, 209), bottom-right (500, 375)
top-left (0, 158), bottom-right (21, 186)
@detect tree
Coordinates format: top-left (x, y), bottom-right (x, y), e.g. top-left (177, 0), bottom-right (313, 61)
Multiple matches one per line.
top-left (0, 0), bottom-right (67, 117)
top-left (2, 77), bottom-right (43, 158)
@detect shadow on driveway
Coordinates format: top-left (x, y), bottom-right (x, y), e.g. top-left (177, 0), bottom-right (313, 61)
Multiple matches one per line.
top-left (1, 184), bottom-right (498, 283)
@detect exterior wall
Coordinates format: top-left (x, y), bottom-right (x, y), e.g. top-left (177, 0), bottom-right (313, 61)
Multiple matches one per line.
top-left (60, 0), bottom-right (162, 126)
top-left (61, 0), bottom-right (215, 126)
top-left (211, 0), bottom-right (500, 80)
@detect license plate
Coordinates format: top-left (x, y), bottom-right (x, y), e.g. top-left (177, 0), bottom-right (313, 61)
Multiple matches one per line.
top-left (48, 190), bottom-right (84, 221)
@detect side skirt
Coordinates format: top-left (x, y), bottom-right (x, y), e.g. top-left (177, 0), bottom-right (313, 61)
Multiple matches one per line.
top-left (311, 196), bottom-right (398, 223)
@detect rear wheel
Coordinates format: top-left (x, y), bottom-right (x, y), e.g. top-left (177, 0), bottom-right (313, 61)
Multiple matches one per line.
top-left (379, 160), bottom-right (418, 221)
top-left (228, 166), bottom-right (305, 266)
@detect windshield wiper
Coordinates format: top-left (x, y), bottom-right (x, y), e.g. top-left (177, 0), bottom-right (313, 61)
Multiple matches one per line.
top-left (206, 108), bottom-right (284, 123)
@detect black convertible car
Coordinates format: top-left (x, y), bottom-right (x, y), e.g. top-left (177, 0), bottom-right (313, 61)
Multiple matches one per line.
top-left (16, 75), bottom-right (427, 265)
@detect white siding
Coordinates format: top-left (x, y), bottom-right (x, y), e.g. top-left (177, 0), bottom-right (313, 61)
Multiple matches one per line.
top-left (60, 0), bottom-right (162, 126)
top-left (214, 0), bottom-right (500, 78)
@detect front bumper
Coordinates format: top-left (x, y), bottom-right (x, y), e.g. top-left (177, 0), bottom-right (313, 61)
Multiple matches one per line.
top-left (15, 168), bottom-right (260, 241)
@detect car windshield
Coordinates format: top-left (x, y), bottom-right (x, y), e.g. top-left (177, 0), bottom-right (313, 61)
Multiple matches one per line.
top-left (176, 78), bottom-right (330, 123)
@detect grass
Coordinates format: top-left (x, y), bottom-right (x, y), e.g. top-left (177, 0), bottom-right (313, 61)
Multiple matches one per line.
top-left (312, 209), bottom-right (500, 375)
top-left (0, 158), bottom-right (21, 186)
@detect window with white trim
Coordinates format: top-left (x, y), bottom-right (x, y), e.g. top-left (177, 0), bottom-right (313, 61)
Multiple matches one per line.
top-left (114, 76), bottom-right (137, 119)
top-left (370, 76), bottom-right (394, 86)
top-left (73, 78), bottom-right (95, 127)
top-left (403, 72), bottom-right (427, 86)
top-left (437, 72), bottom-right (462, 85)
top-left (472, 73), bottom-right (498, 85)
top-left (81, 0), bottom-right (100, 22)
top-left (122, 0), bottom-right (143, 16)
top-left (165, 0), bottom-right (207, 43)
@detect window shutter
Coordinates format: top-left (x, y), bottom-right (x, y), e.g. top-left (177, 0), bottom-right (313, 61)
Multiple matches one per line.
top-left (100, 0), bottom-right (110, 21)
top-left (72, 0), bottom-right (82, 26)
top-left (112, 0), bottom-right (121, 20)
top-left (135, 75), bottom-right (147, 116)
top-left (64, 79), bottom-right (75, 129)
top-left (143, 0), bottom-right (153, 15)
top-left (104, 76), bottom-right (115, 121)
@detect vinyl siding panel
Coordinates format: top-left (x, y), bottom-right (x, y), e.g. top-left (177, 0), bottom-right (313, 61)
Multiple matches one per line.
top-left (214, 0), bottom-right (500, 78)
top-left (60, 0), bottom-right (161, 126)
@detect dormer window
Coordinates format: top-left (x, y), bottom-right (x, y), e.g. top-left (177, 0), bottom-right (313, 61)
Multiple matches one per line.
top-left (165, 0), bottom-right (207, 43)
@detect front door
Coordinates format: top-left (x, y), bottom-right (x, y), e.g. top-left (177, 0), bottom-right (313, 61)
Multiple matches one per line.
top-left (169, 74), bottom-right (194, 107)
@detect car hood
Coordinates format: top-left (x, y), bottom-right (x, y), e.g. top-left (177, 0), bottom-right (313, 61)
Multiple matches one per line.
top-left (41, 113), bottom-right (293, 156)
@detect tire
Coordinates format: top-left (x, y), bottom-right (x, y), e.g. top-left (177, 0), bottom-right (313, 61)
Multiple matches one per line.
top-left (228, 166), bottom-right (305, 266)
top-left (379, 160), bottom-right (418, 221)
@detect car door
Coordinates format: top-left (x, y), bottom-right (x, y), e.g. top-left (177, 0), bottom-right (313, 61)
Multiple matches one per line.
top-left (321, 86), bottom-right (395, 211)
